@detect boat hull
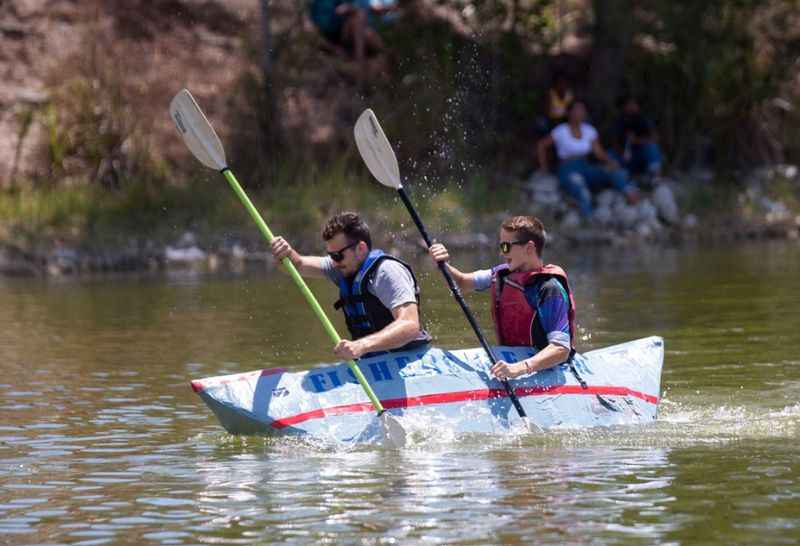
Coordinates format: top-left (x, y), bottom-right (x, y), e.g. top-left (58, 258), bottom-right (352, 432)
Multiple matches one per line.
top-left (191, 336), bottom-right (664, 442)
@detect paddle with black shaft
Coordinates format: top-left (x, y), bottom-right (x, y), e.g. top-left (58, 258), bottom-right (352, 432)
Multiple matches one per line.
top-left (354, 109), bottom-right (540, 433)
top-left (168, 89), bottom-right (406, 448)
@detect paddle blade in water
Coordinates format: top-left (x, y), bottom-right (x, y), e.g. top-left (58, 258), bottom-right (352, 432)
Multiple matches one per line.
top-left (354, 109), bottom-right (402, 189)
top-left (169, 89), bottom-right (227, 171)
top-left (520, 416), bottom-right (543, 434)
top-left (380, 412), bottom-right (407, 449)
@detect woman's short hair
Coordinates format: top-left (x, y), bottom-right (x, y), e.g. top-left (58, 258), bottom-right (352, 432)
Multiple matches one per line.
top-left (501, 216), bottom-right (546, 256)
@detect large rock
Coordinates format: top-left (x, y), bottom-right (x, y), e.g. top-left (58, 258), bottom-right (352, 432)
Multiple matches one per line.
top-left (524, 172), bottom-right (562, 211)
top-left (760, 197), bottom-right (791, 223)
top-left (652, 183), bottom-right (680, 224)
top-left (165, 231), bottom-right (207, 265)
top-left (47, 244), bottom-right (79, 275)
top-left (636, 198), bottom-right (659, 225)
top-left (165, 245), bottom-right (207, 264)
top-left (591, 205), bottom-right (613, 227)
top-left (595, 189), bottom-right (621, 210)
top-left (613, 201), bottom-right (640, 230)
top-left (560, 210), bottom-right (581, 231)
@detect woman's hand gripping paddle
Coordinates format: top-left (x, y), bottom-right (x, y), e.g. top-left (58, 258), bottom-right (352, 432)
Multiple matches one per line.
top-left (354, 108), bottom-right (541, 433)
top-left (168, 90), bottom-right (406, 448)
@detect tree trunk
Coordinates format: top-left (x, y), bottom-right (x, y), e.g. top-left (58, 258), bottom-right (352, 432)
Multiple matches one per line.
top-left (260, 0), bottom-right (272, 82)
top-left (587, 0), bottom-right (636, 131)
top-left (259, 0), bottom-right (281, 157)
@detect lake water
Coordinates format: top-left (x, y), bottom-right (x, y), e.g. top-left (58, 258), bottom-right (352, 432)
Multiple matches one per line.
top-left (1, 241), bottom-right (798, 545)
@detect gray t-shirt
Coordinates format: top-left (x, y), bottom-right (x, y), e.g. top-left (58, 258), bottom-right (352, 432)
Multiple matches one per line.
top-left (322, 256), bottom-right (430, 343)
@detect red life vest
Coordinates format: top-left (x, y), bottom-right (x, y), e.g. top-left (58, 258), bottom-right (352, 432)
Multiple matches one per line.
top-left (490, 264), bottom-right (576, 348)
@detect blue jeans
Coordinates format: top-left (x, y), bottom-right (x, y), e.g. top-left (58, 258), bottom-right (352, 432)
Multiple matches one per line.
top-left (557, 158), bottom-right (632, 217)
top-left (310, 0), bottom-right (395, 41)
top-left (612, 142), bottom-right (662, 175)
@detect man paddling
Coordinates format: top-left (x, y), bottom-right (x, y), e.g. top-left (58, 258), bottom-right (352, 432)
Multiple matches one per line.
top-left (271, 211), bottom-right (431, 360)
top-left (429, 216), bottom-right (574, 379)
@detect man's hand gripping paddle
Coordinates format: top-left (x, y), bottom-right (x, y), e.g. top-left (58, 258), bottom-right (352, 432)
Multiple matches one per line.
top-left (169, 90), bottom-right (406, 448)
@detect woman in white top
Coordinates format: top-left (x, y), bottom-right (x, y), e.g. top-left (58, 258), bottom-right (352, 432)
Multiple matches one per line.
top-left (537, 100), bottom-right (639, 217)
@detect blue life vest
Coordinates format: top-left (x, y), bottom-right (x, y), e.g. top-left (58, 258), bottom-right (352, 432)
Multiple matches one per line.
top-left (334, 249), bottom-right (428, 348)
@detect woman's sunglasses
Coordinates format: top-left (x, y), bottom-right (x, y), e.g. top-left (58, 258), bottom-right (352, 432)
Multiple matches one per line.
top-left (327, 241), bottom-right (359, 262)
top-left (499, 240), bottom-right (529, 254)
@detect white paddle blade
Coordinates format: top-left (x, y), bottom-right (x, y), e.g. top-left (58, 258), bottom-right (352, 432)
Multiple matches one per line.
top-left (354, 109), bottom-right (402, 189)
top-left (520, 417), bottom-right (543, 434)
top-left (380, 412), bottom-right (407, 448)
top-left (169, 89), bottom-right (227, 171)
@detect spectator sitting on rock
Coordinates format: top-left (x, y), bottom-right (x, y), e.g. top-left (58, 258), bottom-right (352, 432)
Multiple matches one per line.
top-left (308, 0), bottom-right (397, 87)
top-left (611, 96), bottom-right (663, 180)
top-left (536, 99), bottom-right (640, 218)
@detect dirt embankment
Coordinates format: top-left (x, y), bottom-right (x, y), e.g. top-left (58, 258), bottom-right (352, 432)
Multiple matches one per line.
top-left (0, 0), bottom-right (259, 187)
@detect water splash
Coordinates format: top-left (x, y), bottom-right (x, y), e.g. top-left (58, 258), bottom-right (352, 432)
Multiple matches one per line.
top-left (197, 393), bottom-right (800, 454)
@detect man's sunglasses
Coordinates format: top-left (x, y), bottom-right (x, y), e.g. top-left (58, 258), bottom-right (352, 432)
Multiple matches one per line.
top-left (499, 240), bottom-right (529, 254)
top-left (327, 241), bottom-right (359, 262)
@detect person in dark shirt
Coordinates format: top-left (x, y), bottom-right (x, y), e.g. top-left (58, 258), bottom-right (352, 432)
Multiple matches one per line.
top-left (613, 96), bottom-right (663, 177)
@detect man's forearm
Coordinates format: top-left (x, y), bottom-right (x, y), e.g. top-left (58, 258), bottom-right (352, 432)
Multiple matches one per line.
top-left (356, 318), bottom-right (420, 354)
top-left (279, 252), bottom-right (326, 278)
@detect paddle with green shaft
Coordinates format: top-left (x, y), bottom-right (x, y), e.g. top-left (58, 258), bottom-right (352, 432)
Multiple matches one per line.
top-left (354, 108), bottom-right (540, 433)
top-left (168, 89), bottom-right (406, 448)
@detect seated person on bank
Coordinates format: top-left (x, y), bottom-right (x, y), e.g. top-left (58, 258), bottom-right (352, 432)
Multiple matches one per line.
top-left (308, 0), bottom-right (397, 84)
top-left (429, 216), bottom-right (575, 380)
top-left (537, 99), bottom-right (639, 217)
top-left (271, 211), bottom-right (430, 360)
top-left (612, 96), bottom-right (663, 178)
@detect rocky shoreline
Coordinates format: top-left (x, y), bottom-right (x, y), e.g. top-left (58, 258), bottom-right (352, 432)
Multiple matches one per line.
top-left (1, 165), bottom-right (798, 277)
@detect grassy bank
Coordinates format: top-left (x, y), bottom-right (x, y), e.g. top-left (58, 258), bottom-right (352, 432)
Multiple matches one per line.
top-left (0, 162), bottom-right (521, 260)
top-left (3, 159), bottom-right (799, 277)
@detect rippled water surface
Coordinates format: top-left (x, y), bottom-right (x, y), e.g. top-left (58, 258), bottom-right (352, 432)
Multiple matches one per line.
top-left (1, 242), bottom-right (799, 545)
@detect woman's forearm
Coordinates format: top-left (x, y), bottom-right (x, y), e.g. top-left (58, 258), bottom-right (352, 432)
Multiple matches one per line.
top-left (443, 263), bottom-right (476, 293)
top-left (522, 344), bottom-right (571, 374)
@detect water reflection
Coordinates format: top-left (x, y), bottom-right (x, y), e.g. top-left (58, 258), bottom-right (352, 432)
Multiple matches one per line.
top-left (188, 439), bottom-right (680, 544)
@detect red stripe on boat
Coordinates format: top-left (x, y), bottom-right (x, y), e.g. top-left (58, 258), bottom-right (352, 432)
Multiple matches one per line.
top-left (270, 385), bottom-right (658, 429)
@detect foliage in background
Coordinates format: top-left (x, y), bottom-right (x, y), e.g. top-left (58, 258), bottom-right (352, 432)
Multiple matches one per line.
top-left (3, 0), bottom-right (800, 251)
top-left (37, 28), bottom-right (151, 189)
top-left (249, 0), bottom-right (800, 176)
top-left (621, 1), bottom-right (800, 168)
top-left (24, 0), bottom-right (800, 184)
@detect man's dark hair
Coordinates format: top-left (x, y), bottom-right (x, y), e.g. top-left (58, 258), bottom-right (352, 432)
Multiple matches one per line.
top-left (501, 216), bottom-right (546, 257)
top-left (322, 212), bottom-right (372, 249)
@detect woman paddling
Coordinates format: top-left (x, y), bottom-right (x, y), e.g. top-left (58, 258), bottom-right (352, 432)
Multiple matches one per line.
top-left (429, 216), bottom-right (575, 379)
